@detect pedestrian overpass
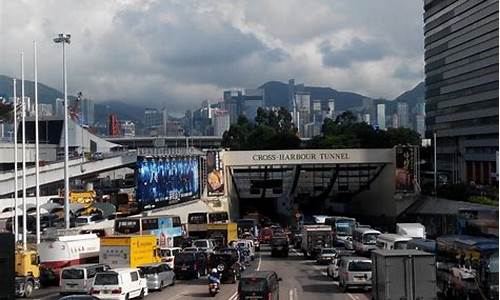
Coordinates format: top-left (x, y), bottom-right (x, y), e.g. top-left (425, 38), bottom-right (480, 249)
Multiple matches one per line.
top-left (0, 151), bottom-right (137, 197)
top-left (219, 148), bottom-right (419, 220)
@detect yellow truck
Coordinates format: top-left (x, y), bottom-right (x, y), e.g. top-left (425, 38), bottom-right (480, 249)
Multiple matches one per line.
top-left (207, 223), bottom-right (238, 248)
top-left (99, 235), bottom-right (161, 268)
top-left (15, 250), bottom-right (40, 298)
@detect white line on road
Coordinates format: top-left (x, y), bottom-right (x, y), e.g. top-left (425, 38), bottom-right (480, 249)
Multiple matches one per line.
top-left (228, 291), bottom-right (238, 300)
top-left (289, 288), bottom-right (294, 300)
top-left (257, 251), bottom-right (262, 271)
top-left (347, 293), bottom-right (357, 300)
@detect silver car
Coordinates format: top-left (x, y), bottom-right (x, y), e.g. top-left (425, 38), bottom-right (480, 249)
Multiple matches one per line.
top-left (138, 262), bottom-right (176, 291)
top-left (338, 256), bottom-right (372, 292)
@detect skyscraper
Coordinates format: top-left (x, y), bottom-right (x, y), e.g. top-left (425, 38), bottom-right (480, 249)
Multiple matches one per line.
top-left (424, 0), bottom-right (499, 184)
top-left (397, 102), bottom-right (409, 128)
top-left (376, 104), bottom-right (386, 130)
top-left (81, 98), bottom-right (95, 126)
top-left (213, 109), bottom-right (230, 137)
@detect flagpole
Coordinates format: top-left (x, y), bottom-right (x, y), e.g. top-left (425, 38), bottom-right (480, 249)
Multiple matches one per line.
top-left (13, 79), bottom-right (18, 243)
top-left (34, 40), bottom-right (41, 244)
top-left (21, 51), bottom-right (27, 251)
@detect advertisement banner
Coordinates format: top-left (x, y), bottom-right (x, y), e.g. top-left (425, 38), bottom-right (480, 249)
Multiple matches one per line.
top-left (206, 151), bottom-right (224, 196)
top-left (136, 156), bottom-right (200, 210)
top-left (395, 146), bottom-right (415, 192)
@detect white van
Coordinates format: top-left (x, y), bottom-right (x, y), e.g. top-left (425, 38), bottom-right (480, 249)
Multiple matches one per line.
top-left (376, 233), bottom-right (413, 250)
top-left (353, 227), bottom-right (381, 254)
top-left (91, 268), bottom-right (148, 300)
top-left (60, 264), bottom-right (110, 294)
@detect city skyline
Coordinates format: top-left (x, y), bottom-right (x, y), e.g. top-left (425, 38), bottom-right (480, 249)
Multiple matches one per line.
top-left (1, 1), bottom-right (424, 113)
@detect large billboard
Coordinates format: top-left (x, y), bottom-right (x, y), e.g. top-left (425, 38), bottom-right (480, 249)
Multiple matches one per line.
top-left (395, 146), bottom-right (415, 192)
top-left (206, 151), bottom-right (224, 196)
top-left (136, 156), bottom-right (200, 210)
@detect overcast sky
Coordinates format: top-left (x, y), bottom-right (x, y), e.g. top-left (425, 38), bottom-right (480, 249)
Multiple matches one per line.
top-left (0, 0), bottom-right (424, 113)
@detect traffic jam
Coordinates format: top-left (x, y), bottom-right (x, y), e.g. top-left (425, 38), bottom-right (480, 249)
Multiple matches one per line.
top-left (11, 212), bottom-right (499, 300)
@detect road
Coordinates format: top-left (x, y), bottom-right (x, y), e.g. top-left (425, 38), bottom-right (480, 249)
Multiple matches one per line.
top-left (32, 245), bottom-right (370, 300)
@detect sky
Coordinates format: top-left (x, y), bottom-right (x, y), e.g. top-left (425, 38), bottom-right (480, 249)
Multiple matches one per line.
top-left (0, 0), bottom-right (424, 113)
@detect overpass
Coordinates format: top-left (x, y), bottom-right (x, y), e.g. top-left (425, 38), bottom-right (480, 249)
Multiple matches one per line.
top-left (105, 136), bottom-right (223, 149)
top-left (0, 151), bottom-right (137, 197)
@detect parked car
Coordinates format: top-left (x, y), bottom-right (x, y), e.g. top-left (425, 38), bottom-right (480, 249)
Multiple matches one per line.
top-left (173, 251), bottom-right (208, 279)
top-left (270, 236), bottom-right (289, 257)
top-left (316, 248), bottom-right (337, 265)
top-left (60, 264), bottom-right (109, 295)
top-left (238, 271), bottom-right (281, 300)
top-left (91, 268), bottom-right (148, 300)
top-left (159, 247), bottom-right (182, 269)
top-left (338, 256), bottom-right (372, 292)
top-left (138, 262), bottom-right (175, 291)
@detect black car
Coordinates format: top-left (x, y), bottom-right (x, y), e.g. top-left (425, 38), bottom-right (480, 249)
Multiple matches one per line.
top-left (209, 248), bottom-right (241, 283)
top-left (270, 237), bottom-right (289, 257)
top-left (173, 251), bottom-right (208, 279)
top-left (238, 271), bottom-right (281, 300)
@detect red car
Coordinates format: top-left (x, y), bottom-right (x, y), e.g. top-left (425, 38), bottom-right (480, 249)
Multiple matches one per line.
top-left (259, 227), bottom-right (273, 243)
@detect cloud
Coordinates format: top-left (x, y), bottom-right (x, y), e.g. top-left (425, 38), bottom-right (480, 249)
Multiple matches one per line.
top-left (0, 0), bottom-right (424, 113)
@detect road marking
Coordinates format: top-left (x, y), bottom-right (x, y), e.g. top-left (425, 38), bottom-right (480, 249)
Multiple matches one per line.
top-left (228, 291), bottom-right (238, 300)
top-left (257, 251), bottom-right (262, 270)
top-left (347, 293), bottom-right (357, 300)
top-left (294, 287), bottom-right (298, 300)
top-left (289, 288), bottom-right (294, 300)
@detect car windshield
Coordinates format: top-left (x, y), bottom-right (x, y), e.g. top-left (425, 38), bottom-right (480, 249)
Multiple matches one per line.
top-left (240, 278), bottom-right (267, 292)
top-left (176, 254), bottom-right (194, 263)
top-left (161, 249), bottom-right (172, 257)
top-left (348, 261), bottom-right (372, 272)
top-left (363, 233), bottom-right (379, 244)
top-left (139, 266), bottom-right (159, 274)
top-left (336, 221), bottom-right (355, 235)
top-left (394, 241), bottom-right (409, 249)
top-left (194, 241), bottom-right (208, 248)
top-left (94, 273), bottom-right (118, 285)
top-left (62, 269), bottom-right (84, 279)
top-left (75, 218), bottom-right (88, 224)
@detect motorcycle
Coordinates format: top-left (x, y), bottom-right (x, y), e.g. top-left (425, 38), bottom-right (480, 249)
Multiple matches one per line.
top-left (208, 265), bottom-right (223, 296)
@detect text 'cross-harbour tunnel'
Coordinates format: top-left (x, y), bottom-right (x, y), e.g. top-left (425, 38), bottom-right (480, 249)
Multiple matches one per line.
top-left (219, 147), bottom-right (419, 222)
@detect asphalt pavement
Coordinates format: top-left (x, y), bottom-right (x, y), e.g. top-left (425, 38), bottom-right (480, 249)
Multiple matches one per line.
top-left (31, 245), bottom-right (370, 300)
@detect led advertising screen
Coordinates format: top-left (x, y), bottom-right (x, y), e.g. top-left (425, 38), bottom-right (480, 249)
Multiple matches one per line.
top-left (136, 156), bottom-right (200, 210)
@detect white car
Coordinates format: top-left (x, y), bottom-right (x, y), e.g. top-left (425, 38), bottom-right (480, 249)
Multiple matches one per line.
top-left (91, 268), bottom-right (148, 300)
top-left (344, 236), bottom-right (354, 250)
top-left (160, 247), bottom-right (182, 269)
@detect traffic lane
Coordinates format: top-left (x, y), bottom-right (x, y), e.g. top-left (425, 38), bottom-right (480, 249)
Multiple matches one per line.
top-left (29, 286), bottom-right (60, 300)
top-left (257, 246), bottom-right (370, 300)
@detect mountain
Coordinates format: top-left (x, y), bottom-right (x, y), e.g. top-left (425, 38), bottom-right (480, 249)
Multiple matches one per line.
top-left (393, 81), bottom-right (425, 107)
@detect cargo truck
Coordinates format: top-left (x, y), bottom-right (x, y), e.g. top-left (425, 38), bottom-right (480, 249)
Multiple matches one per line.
top-left (99, 235), bottom-right (161, 268)
top-left (300, 225), bottom-right (332, 258)
top-left (371, 249), bottom-right (437, 300)
top-left (15, 250), bottom-right (40, 298)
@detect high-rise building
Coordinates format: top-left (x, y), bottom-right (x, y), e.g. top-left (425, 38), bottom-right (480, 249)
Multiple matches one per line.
top-left (362, 113), bottom-right (371, 124)
top-left (242, 89), bottom-right (265, 122)
top-left (397, 102), bottom-right (409, 128)
top-left (327, 99), bottom-right (335, 119)
top-left (376, 104), bottom-right (386, 130)
top-left (81, 98), bottom-right (95, 126)
top-left (224, 89), bottom-right (265, 124)
top-left (213, 109), bottom-right (230, 137)
top-left (143, 108), bottom-right (163, 135)
top-left (55, 98), bottom-right (64, 117)
top-left (424, 0), bottom-right (499, 184)
top-left (416, 115), bottom-right (425, 137)
top-left (108, 114), bottom-right (120, 137)
top-left (121, 120), bottom-right (136, 137)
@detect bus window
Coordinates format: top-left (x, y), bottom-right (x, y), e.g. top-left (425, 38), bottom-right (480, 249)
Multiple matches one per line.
top-left (209, 212), bottom-right (228, 223)
top-left (142, 218), bottom-right (159, 230)
top-left (188, 213), bottom-right (208, 224)
top-left (115, 219), bottom-right (140, 234)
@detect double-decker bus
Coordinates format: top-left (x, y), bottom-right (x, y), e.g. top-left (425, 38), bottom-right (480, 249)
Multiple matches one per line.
top-left (187, 211), bottom-right (229, 238)
top-left (114, 214), bottom-right (183, 248)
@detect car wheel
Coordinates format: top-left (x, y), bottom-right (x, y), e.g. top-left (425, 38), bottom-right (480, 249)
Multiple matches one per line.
top-left (24, 281), bottom-right (34, 298)
top-left (139, 289), bottom-right (145, 299)
top-left (171, 276), bottom-right (176, 286)
top-left (125, 293), bottom-right (129, 300)
top-left (159, 281), bottom-right (164, 291)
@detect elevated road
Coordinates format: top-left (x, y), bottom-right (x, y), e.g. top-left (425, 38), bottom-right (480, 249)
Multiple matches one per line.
top-left (0, 151), bottom-right (137, 197)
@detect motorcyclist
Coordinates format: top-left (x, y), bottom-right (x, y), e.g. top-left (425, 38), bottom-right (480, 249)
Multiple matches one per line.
top-left (208, 268), bottom-right (221, 284)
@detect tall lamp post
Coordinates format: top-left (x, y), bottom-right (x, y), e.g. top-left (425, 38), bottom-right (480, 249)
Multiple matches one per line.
top-left (53, 33), bottom-right (71, 229)
top-left (34, 40), bottom-right (41, 244)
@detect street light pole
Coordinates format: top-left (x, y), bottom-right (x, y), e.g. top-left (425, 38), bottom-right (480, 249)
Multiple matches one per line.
top-left (34, 40), bottom-right (41, 244)
top-left (13, 79), bottom-right (18, 243)
top-left (21, 51), bottom-right (27, 251)
top-left (53, 34), bottom-right (71, 229)
top-left (433, 131), bottom-right (437, 195)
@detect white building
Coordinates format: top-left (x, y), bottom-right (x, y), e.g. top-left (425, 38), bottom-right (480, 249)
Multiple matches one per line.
top-left (376, 104), bottom-right (386, 130)
top-left (121, 120), bottom-right (136, 137)
top-left (213, 109), bottom-right (230, 137)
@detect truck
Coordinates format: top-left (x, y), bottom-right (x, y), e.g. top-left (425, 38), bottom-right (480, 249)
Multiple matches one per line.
top-left (207, 223), bottom-right (238, 248)
top-left (396, 223), bottom-right (426, 239)
top-left (15, 250), bottom-right (41, 298)
top-left (371, 249), bottom-right (436, 300)
top-left (300, 225), bottom-right (332, 258)
top-left (114, 192), bottom-right (140, 216)
top-left (99, 235), bottom-right (161, 268)
top-left (435, 235), bottom-right (498, 300)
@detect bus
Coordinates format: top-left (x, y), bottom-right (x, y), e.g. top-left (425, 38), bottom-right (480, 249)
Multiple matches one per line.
top-left (352, 227), bottom-right (381, 254)
top-left (114, 214), bottom-right (183, 248)
top-left (187, 211), bottom-right (229, 238)
top-left (325, 216), bottom-right (356, 245)
top-left (375, 233), bottom-right (412, 250)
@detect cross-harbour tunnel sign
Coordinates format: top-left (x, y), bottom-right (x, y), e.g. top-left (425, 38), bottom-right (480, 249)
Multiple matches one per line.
top-left (221, 149), bottom-right (395, 166)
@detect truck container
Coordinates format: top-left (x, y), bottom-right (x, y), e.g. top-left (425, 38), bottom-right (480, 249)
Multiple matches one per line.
top-left (300, 225), bottom-right (332, 258)
top-left (99, 235), bottom-right (160, 268)
top-left (371, 249), bottom-right (437, 300)
top-left (396, 223), bottom-right (426, 239)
